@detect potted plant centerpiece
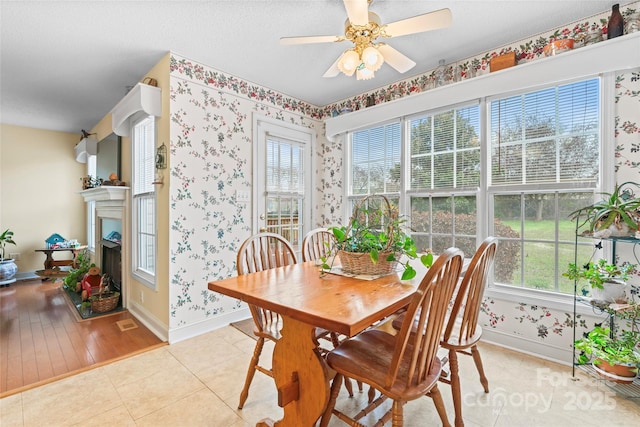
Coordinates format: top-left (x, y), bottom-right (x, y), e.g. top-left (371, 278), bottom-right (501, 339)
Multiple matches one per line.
top-left (0, 229), bottom-right (18, 285)
top-left (574, 325), bottom-right (640, 384)
top-left (564, 259), bottom-right (635, 304)
top-left (568, 182), bottom-right (640, 237)
top-left (323, 195), bottom-right (433, 280)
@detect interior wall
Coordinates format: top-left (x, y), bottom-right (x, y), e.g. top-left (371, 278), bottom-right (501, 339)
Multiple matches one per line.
top-left (166, 53), bottom-right (340, 342)
top-left (0, 124), bottom-right (86, 272)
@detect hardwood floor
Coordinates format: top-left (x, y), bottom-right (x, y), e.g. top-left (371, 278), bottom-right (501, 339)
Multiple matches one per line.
top-left (0, 279), bottom-right (164, 397)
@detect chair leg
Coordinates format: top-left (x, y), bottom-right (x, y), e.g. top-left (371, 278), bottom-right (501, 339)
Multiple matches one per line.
top-left (238, 337), bottom-right (265, 409)
top-left (449, 350), bottom-right (464, 427)
top-left (343, 376), bottom-right (355, 397)
top-left (320, 373), bottom-right (343, 427)
top-left (391, 399), bottom-right (404, 427)
top-left (428, 384), bottom-right (451, 427)
top-left (470, 345), bottom-right (489, 393)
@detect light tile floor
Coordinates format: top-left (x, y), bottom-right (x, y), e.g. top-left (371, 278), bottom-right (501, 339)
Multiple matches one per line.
top-left (1, 325), bottom-right (639, 426)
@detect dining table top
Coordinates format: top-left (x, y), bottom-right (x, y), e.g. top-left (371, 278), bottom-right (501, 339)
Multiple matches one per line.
top-left (207, 261), bottom-right (430, 337)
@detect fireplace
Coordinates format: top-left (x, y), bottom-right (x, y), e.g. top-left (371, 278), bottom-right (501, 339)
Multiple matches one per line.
top-left (100, 238), bottom-right (121, 292)
top-left (79, 186), bottom-right (129, 308)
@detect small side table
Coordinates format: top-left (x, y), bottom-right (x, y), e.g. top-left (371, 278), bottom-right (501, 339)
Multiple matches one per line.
top-left (35, 246), bottom-right (87, 270)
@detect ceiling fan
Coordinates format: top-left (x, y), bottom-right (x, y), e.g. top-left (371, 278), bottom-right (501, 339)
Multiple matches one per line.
top-left (280, 0), bottom-right (452, 80)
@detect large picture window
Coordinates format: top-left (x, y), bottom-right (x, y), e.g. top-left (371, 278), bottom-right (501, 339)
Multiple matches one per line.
top-left (345, 77), bottom-right (601, 295)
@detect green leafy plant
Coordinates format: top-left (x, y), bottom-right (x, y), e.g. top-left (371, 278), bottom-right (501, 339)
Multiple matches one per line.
top-left (0, 229), bottom-right (16, 260)
top-left (563, 259), bottom-right (635, 290)
top-left (62, 249), bottom-right (94, 291)
top-left (574, 325), bottom-right (640, 369)
top-left (568, 182), bottom-right (640, 235)
top-left (324, 195), bottom-right (433, 280)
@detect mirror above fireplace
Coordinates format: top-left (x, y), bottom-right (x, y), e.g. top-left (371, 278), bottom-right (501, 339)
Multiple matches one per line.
top-left (96, 132), bottom-right (121, 182)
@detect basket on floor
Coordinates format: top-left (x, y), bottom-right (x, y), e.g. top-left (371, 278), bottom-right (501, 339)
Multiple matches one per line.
top-left (91, 292), bottom-right (120, 313)
top-left (338, 250), bottom-right (398, 276)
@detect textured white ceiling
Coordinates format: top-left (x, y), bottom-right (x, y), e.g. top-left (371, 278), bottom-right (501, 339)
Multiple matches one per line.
top-left (0, 0), bottom-right (619, 133)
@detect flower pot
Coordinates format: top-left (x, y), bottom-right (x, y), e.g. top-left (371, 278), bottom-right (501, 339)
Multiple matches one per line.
top-left (591, 279), bottom-right (628, 304)
top-left (593, 358), bottom-right (638, 384)
top-left (0, 258), bottom-right (18, 285)
top-left (338, 250), bottom-right (398, 276)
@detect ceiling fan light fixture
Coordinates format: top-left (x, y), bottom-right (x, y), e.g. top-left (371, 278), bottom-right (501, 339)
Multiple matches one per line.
top-left (362, 45), bottom-right (384, 72)
top-left (337, 49), bottom-right (360, 75)
top-left (356, 67), bottom-right (375, 81)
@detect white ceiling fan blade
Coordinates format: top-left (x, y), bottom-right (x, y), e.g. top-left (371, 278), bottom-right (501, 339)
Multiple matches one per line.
top-left (343, 0), bottom-right (369, 26)
top-left (377, 44), bottom-right (416, 73)
top-left (280, 35), bottom-right (343, 45)
top-left (384, 8), bottom-right (452, 38)
top-left (323, 56), bottom-right (341, 78)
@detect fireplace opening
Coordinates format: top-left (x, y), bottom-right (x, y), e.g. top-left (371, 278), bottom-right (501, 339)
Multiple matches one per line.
top-left (100, 238), bottom-right (122, 293)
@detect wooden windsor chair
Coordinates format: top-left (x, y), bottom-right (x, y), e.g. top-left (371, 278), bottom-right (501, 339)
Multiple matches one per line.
top-left (319, 248), bottom-right (465, 427)
top-left (389, 237), bottom-right (498, 426)
top-left (235, 232), bottom-right (298, 409)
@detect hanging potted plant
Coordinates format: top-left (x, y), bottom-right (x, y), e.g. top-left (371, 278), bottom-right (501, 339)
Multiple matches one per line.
top-left (323, 195), bottom-right (433, 280)
top-left (0, 229), bottom-right (18, 285)
top-left (563, 259), bottom-right (635, 304)
top-left (574, 325), bottom-right (640, 384)
top-left (568, 182), bottom-right (640, 237)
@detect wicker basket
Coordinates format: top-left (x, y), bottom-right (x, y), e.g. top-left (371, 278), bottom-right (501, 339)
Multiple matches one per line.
top-left (91, 292), bottom-right (120, 313)
top-left (338, 250), bottom-right (398, 276)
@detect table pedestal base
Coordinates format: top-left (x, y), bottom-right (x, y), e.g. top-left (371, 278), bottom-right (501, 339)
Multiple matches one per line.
top-left (259, 316), bottom-right (330, 427)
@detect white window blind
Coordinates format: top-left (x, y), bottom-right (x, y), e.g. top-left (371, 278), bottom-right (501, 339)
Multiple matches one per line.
top-left (351, 122), bottom-right (401, 195)
top-left (490, 78), bottom-right (600, 186)
top-left (409, 105), bottom-right (481, 190)
top-left (133, 115), bottom-right (156, 196)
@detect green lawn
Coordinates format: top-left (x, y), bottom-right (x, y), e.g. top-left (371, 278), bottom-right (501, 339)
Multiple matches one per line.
top-left (498, 219), bottom-right (591, 294)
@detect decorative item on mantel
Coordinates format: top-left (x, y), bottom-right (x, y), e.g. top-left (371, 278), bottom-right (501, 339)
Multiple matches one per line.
top-left (81, 175), bottom-right (102, 190)
top-left (607, 3), bottom-right (624, 39)
top-left (102, 173), bottom-right (126, 186)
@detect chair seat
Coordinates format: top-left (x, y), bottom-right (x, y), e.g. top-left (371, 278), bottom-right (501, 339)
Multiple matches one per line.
top-left (327, 329), bottom-right (442, 402)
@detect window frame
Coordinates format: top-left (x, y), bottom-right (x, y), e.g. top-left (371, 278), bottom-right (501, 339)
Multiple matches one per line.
top-left (131, 113), bottom-right (157, 289)
top-left (341, 73), bottom-right (614, 305)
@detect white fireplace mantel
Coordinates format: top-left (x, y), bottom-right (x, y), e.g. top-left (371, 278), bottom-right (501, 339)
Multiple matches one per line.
top-left (79, 186), bottom-right (129, 203)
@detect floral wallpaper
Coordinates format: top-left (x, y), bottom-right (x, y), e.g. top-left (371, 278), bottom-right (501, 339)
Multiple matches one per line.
top-left (168, 54), bottom-right (342, 328)
top-left (165, 2), bottom-right (639, 355)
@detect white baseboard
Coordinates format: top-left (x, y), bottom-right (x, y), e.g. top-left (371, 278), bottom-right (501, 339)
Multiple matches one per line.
top-left (481, 328), bottom-right (574, 367)
top-left (127, 300), bottom-right (170, 342)
top-left (167, 308), bottom-right (252, 344)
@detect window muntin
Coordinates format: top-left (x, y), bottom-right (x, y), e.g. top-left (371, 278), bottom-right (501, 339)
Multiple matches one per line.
top-left (132, 115), bottom-right (156, 287)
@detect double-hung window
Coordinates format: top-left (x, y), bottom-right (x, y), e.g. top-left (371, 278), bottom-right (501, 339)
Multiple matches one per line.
top-left (408, 104), bottom-right (481, 256)
top-left (344, 77), bottom-right (601, 295)
top-left (132, 114), bottom-right (156, 288)
top-left (489, 78), bottom-right (600, 293)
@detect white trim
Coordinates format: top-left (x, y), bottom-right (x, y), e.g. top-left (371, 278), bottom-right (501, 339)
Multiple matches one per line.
top-left (481, 328), bottom-right (573, 367)
top-left (252, 114), bottom-right (314, 239)
top-left (128, 300), bottom-right (169, 342)
top-left (325, 33), bottom-right (640, 140)
top-left (167, 307), bottom-right (252, 344)
top-left (111, 83), bottom-right (161, 137)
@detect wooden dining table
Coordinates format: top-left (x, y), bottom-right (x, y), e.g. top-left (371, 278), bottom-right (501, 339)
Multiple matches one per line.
top-left (207, 261), bottom-right (432, 427)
